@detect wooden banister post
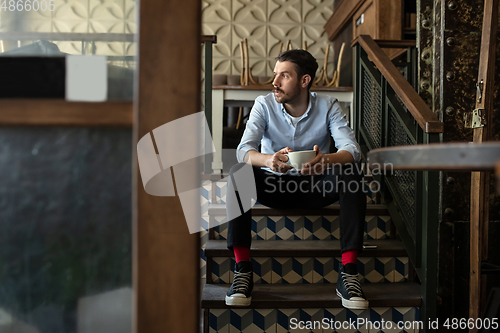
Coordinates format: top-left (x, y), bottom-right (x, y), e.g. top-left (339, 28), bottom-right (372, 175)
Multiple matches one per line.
top-left (134, 1), bottom-right (201, 332)
top-left (469, 1), bottom-right (498, 330)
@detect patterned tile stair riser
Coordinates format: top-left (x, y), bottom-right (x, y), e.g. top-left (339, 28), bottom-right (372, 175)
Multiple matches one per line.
top-left (200, 213), bottom-right (394, 279)
top-left (209, 307), bottom-right (421, 333)
top-left (211, 215), bottom-right (392, 241)
top-left (210, 257), bottom-right (409, 285)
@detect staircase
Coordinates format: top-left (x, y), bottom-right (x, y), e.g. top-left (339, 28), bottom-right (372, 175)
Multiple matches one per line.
top-left (200, 174), bottom-right (422, 333)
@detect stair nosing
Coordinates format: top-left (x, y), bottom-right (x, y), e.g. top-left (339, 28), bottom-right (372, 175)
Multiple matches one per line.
top-left (201, 282), bottom-right (421, 309)
top-left (208, 203), bottom-right (389, 216)
top-left (204, 239), bottom-right (407, 258)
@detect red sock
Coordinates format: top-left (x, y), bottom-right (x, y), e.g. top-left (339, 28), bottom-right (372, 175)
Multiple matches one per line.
top-left (342, 249), bottom-right (358, 265)
top-left (233, 246), bottom-right (250, 263)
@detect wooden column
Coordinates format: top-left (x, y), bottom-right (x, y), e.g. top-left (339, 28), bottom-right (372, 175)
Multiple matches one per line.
top-left (469, 0), bottom-right (498, 328)
top-left (133, 1), bottom-right (201, 332)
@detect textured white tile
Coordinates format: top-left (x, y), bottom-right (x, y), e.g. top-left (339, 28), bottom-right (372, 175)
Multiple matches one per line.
top-left (203, 0), bottom-right (232, 23)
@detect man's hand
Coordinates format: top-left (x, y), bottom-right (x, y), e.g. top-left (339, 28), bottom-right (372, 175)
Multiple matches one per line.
top-left (301, 145), bottom-right (326, 175)
top-left (268, 147), bottom-right (293, 173)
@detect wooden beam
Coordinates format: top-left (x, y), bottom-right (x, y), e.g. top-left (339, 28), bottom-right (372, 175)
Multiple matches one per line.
top-left (354, 35), bottom-right (443, 133)
top-left (324, 0), bottom-right (365, 41)
top-left (134, 1), bottom-right (201, 333)
top-left (0, 99), bottom-right (132, 126)
top-left (469, 0), bottom-right (498, 328)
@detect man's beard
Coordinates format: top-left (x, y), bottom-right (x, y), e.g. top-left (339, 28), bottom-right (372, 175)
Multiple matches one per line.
top-left (273, 83), bottom-right (301, 104)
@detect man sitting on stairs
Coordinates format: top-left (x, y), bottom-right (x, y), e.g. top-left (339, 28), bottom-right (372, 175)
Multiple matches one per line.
top-left (225, 49), bottom-right (368, 310)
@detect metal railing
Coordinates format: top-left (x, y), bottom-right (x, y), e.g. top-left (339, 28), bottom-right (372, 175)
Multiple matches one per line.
top-left (353, 35), bottom-right (443, 330)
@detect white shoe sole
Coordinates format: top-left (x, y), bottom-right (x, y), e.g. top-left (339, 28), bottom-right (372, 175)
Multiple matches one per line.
top-left (225, 294), bottom-right (252, 307)
top-left (336, 289), bottom-right (369, 310)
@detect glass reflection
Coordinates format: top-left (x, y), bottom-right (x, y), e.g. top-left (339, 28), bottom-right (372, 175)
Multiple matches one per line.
top-left (0, 0), bottom-right (137, 100)
top-left (0, 0), bottom-right (136, 331)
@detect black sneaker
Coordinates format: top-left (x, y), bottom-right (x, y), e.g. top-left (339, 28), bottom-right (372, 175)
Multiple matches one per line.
top-left (336, 263), bottom-right (369, 309)
top-left (225, 261), bottom-right (253, 306)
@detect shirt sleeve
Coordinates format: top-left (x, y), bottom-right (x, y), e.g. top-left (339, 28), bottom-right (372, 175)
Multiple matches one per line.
top-left (236, 99), bottom-right (268, 163)
top-left (328, 100), bottom-right (361, 163)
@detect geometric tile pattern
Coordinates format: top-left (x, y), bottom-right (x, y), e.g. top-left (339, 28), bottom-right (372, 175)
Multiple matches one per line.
top-left (209, 307), bottom-right (420, 333)
top-left (202, 0), bottom-right (335, 78)
top-left (216, 181), bottom-right (228, 204)
top-left (209, 214), bottom-right (393, 241)
top-left (212, 257), bottom-right (234, 284)
top-left (277, 308), bottom-right (324, 333)
top-left (210, 309), bottom-right (230, 333)
top-left (271, 257), bottom-right (314, 284)
top-left (202, 182), bottom-right (212, 215)
top-left (204, 175), bottom-right (415, 332)
top-left (395, 257), bottom-right (409, 283)
top-left (266, 216), bottom-right (305, 240)
top-left (358, 257), bottom-right (396, 284)
top-left (210, 256), bottom-right (408, 285)
top-left (214, 217), bottom-right (229, 240)
top-left (201, 229), bottom-right (209, 279)
top-left (253, 257), bottom-right (273, 284)
top-left (252, 216), bottom-right (267, 240)
top-left (201, 181), bottom-right (396, 279)
top-left (229, 309), bottom-right (277, 333)
top-left (364, 180), bottom-right (377, 205)
top-left (376, 216), bottom-right (393, 240)
top-left (304, 216), bottom-right (339, 240)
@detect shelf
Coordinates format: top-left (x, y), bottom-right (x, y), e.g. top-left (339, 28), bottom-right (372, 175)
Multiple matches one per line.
top-left (213, 84), bottom-right (353, 92)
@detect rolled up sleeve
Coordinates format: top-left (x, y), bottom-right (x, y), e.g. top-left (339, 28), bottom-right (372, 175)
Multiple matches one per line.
top-left (328, 102), bottom-right (361, 163)
top-left (236, 100), bottom-right (268, 163)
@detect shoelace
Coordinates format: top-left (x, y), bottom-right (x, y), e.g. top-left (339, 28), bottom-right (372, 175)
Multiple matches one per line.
top-left (342, 272), bottom-right (364, 298)
top-left (232, 271), bottom-right (252, 294)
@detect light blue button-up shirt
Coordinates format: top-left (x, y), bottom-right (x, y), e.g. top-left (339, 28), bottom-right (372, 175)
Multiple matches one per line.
top-left (237, 92), bottom-right (361, 175)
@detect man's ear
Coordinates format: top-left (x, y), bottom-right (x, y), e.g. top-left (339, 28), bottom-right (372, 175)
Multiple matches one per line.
top-left (301, 74), bottom-right (311, 88)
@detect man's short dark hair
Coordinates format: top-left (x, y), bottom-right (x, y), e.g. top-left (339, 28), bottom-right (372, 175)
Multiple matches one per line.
top-left (275, 49), bottom-right (318, 90)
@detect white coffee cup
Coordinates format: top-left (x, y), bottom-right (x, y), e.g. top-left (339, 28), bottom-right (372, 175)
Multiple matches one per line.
top-left (286, 150), bottom-right (316, 169)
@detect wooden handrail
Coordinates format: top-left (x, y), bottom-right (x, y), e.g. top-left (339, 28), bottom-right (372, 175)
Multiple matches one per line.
top-left (354, 35), bottom-right (443, 133)
top-left (351, 37), bottom-right (416, 49)
top-left (371, 39), bottom-right (416, 49)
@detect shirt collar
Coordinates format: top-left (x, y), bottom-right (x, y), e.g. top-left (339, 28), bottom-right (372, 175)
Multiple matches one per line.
top-left (280, 92), bottom-right (314, 119)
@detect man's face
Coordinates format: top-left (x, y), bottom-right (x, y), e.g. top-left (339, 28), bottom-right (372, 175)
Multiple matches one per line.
top-left (272, 61), bottom-right (302, 104)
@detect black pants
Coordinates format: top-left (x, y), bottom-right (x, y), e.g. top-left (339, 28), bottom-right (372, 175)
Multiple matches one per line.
top-left (226, 163), bottom-right (367, 253)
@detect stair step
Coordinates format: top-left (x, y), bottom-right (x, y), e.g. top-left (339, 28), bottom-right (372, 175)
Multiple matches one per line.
top-left (201, 282), bottom-right (421, 309)
top-left (205, 239), bottom-right (406, 258)
top-left (208, 173), bottom-right (375, 182)
top-left (208, 203), bottom-right (389, 217)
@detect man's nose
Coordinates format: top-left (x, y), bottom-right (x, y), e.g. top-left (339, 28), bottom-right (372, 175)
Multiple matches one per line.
top-left (273, 76), bottom-right (280, 87)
